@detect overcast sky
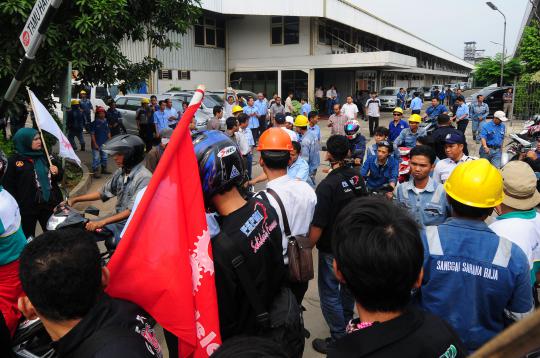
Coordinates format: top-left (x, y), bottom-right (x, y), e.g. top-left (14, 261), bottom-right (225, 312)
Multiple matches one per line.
top-left (353, 0), bottom-right (529, 59)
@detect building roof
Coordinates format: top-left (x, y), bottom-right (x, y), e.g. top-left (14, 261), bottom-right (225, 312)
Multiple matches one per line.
top-left (201, 0), bottom-right (474, 70)
top-left (512, 0), bottom-right (539, 57)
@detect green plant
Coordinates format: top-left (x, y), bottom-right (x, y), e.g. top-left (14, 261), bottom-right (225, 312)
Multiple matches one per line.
top-left (519, 20), bottom-right (540, 74)
top-left (0, 133), bottom-right (13, 156)
top-left (291, 100), bottom-right (302, 116)
top-left (168, 86), bottom-right (182, 92)
top-left (473, 54), bottom-right (522, 87)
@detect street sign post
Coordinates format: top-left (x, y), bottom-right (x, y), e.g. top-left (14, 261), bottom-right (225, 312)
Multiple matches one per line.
top-left (19, 0), bottom-right (53, 53)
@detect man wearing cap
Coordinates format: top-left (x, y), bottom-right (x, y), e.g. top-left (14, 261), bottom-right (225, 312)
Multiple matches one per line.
top-left (90, 107), bottom-right (111, 178)
top-left (433, 131), bottom-right (475, 184)
top-left (67, 99), bottom-right (86, 151)
top-left (431, 114), bottom-right (468, 160)
top-left (394, 114), bottom-right (426, 148)
top-left (79, 90), bottom-right (93, 131)
top-left (489, 161), bottom-right (540, 284)
top-left (106, 100), bottom-right (125, 137)
top-left (328, 104), bottom-right (348, 136)
top-left (145, 128), bottom-right (172, 173)
top-left (285, 115), bottom-right (295, 132)
top-left (295, 115), bottom-right (320, 185)
top-left (388, 107), bottom-right (408, 142)
top-left (418, 159), bottom-right (533, 352)
top-left (274, 113), bottom-right (298, 142)
top-left (480, 110), bottom-right (507, 168)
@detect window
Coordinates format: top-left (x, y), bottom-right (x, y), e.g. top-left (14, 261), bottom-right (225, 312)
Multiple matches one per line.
top-left (271, 16), bottom-right (299, 45)
top-left (195, 16), bottom-right (225, 48)
top-left (178, 70), bottom-right (191, 80)
top-left (125, 98), bottom-right (143, 111)
top-left (158, 70), bottom-right (173, 80)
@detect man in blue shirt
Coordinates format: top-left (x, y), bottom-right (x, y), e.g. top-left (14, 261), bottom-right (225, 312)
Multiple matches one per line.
top-left (152, 100), bottom-right (169, 134)
top-left (423, 98), bottom-right (448, 123)
top-left (394, 146), bottom-right (450, 227)
top-left (418, 159), bottom-right (533, 352)
top-left (301, 98), bottom-right (312, 117)
top-left (394, 114), bottom-right (426, 148)
top-left (361, 141), bottom-right (398, 196)
top-left (396, 88), bottom-right (406, 110)
top-left (67, 99), bottom-right (86, 151)
top-left (452, 96), bottom-right (469, 133)
top-left (388, 107), bottom-right (408, 142)
top-left (288, 141), bottom-right (314, 186)
top-left (366, 126), bottom-right (400, 162)
top-left (295, 115), bottom-right (320, 185)
top-left (254, 93), bottom-right (268, 133)
top-left (243, 97), bottom-right (260, 143)
top-left (409, 92), bottom-right (423, 114)
top-left (90, 108), bottom-right (111, 178)
top-left (470, 95), bottom-right (490, 143)
top-left (480, 110), bottom-right (507, 168)
top-left (308, 111), bottom-right (321, 142)
top-left (79, 90), bottom-right (93, 130)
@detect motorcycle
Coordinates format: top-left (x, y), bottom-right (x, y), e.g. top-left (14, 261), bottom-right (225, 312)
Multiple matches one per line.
top-left (518, 114), bottom-right (540, 141)
top-left (501, 133), bottom-right (535, 167)
top-left (398, 147), bottom-right (411, 183)
top-left (419, 120), bottom-right (435, 135)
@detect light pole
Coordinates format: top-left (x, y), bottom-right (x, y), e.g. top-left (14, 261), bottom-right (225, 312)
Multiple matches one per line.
top-left (486, 2), bottom-right (506, 86)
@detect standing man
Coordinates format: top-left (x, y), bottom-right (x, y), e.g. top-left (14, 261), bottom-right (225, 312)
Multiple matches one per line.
top-left (66, 99), bottom-right (86, 151)
top-left (431, 114), bottom-right (468, 160)
top-left (243, 97), bottom-right (260, 144)
top-left (394, 114), bottom-right (426, 148)
top-left (79, 90), bottom-right (93, 131)
top-left (503, 88), bottom-right (513, 119)
top-left (341, 96), bottom-right (359, 121)
top-left (480, 110), bottom-right (507, 168)
top-left (207, 105), bottom-right (223, 131)
top-left (90, 108), bottom-right (111, 178)
top-left (285, 92), bottom-right (295, 114)
top-left (364, 91), bottom-right (381, 137)
top-left (153, 100), bottom-right (169, 134)
top-left (452, 89), bottom-right (463, 115)
top-left (164, 98), bottom-right (178, 129)
top-left (423, 98), bottom-right (448, 123)
top-left (309, 135), bottom-right (367, 354)
top-left (300, 98), bottom-right (312, 117)
top-left (315, 86), bottom-right (325, 113)
top-left (255, 93), bottom-right (268, 134)
top-left (418, 159), bottom-right (533, 352)
top-left (388, 107), bottom-right (408, 142)
top-left (308, 111), bottom-right (321, 142)
top-left (394, 146), bottom-right (450, 227)
top-left (269, 96), bottom-right (285, 125)
top-left (445, 87), bottom-right (453, 107)
top-left (409, 92), bottom-right (423, 115)
top-left (397, 88), bottom-right (406, 110)
top-left (106, 100), bottom-right (125, 137)
top-left (328, 104), bottom-right (348, 136)
top-left (451, 96), bottom-right (469, 133)
top-left (433, 132), bottom-right (475, 184)
top-left (135, 98), bottom-right (154, 152)
top-left (222, 88), bottom-right (238, 118)
top-left (326, 85), bottom-right (337, 116)
top-left (470, 95), bottom-right (490, 143)
top-left (237, 113), bottom-right (255, 180)
top-left (145, 128), bottom-right (172, 173)
top-left (295, 115), bottom-right (320, 185)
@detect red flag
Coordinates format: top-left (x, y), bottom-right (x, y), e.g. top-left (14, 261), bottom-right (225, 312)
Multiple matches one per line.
top-left (106, 85), bottom-right (221, 357)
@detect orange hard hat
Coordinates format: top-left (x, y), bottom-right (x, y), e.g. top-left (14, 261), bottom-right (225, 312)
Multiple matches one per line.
top-left (257, 127), bottom-right (293, 151)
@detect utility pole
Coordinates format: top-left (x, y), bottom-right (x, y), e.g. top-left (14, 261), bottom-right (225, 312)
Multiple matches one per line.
top-left (486, 2), bottom-right (507, 86)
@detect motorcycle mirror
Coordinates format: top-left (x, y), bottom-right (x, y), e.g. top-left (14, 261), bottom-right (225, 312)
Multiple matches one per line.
top-left (84, 206), bottom-right (100, 216)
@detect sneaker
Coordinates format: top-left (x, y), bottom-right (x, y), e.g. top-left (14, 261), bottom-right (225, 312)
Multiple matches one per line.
top-left (312, 337), bottom-right (334, 354)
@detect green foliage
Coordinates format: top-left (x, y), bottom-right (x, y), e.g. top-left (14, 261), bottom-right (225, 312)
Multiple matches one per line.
top-left (514, 72), bottom-right (540, 119)
top-left (291, 100), bottom-right (302, 116)
top-left (473, 54), bottom-right (522, 87)
top-left (168, 86), bottom-right (182, 92)
top-left (0, 133), bottom-right (14, 156)
top-left (0, 0), bottom-right (201, 117)
top-left (64, 160), bottom-right (83, 190)
top-left (518, 20), bottom-right (540, 74)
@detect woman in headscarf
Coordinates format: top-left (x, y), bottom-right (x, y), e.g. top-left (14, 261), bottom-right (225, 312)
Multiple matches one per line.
top-left (3, 128), bottom-right (63, 237)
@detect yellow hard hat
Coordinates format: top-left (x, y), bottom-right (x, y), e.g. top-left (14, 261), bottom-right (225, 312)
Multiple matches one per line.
top-left (408, 114), bottom-right (422, 123)
top-left (141, 98), bottom-right (150, 104)
top-left (392, 107), bottom-right (404, 114)
top-left (294, 115), bottom-right (309, 127)
top-left (232, 105), bottom-right (243, 114)
top-left (80, 90), bottom-right (87, 94)
top-left (71, 99), bottom-right (80, 105)
top-left (444, 159), bottom-right (504, 208)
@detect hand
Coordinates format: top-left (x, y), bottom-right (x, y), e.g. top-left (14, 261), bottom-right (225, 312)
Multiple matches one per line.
top-left (526, 150), bottom-right (538, 160)
top-left (483, 146), bottom-right (490, 154)
top-left (50, 165), bottom-right (59, 176)
top-left (354, 158), bottom-right (361, 166)
top-left (85, 220), bottom-right (105, 232)
top-left (385, 191), bottom-right (394, 200)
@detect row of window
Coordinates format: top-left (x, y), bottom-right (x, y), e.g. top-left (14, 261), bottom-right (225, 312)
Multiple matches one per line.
top-left (158, 70), bottom-right (191, 80)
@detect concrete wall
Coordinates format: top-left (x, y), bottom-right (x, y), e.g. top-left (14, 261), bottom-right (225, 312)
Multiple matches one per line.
top-left (156, 71), bottom-right (225, 93)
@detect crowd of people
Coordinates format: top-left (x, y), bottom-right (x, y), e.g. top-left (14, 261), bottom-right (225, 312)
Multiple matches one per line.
top-left (1, 85), bottom-right (540, 358)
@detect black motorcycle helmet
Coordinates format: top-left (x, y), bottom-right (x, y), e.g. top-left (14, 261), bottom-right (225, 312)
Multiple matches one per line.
top-left (192, 130), bottom-right (245, 210)
top-left (102, 134), bottom-right (145, 171)
top-left (0, 149), bottom-right (7, 183)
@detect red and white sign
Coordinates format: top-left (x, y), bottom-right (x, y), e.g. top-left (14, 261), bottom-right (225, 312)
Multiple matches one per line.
top-left (19, 0), bottom-right (52, 52)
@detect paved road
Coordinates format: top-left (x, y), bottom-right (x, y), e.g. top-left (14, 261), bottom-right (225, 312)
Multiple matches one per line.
top-left (41, 91), bottom-right (524, 357)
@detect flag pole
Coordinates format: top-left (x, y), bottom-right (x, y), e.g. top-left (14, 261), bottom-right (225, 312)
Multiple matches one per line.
top-left (27, 88), bottom-right (54, 169)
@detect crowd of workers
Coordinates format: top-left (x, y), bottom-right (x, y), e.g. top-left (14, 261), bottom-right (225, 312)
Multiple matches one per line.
top-left (0, 86), bottom-right (539, 358)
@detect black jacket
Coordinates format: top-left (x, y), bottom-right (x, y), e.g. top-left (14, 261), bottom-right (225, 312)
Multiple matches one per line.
top-left (327, 308), bottom-right (467, 358)
top-left (3, 153), bottom-right (63, 214)
top-left (54, 294), bottom-right (161, 358)
top-left (431, 125), bottom-right (469, 159)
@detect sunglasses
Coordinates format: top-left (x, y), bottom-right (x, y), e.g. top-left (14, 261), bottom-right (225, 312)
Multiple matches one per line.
top-left (392, 113), bottom-right (402, 116)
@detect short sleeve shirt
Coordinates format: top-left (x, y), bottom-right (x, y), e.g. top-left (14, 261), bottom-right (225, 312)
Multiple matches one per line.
top-left (90, 119), bottom-right (110, 146)
top-left (99, 163), bottom-right (152, 213)
top-left (341, 103), bottom-right (359, 120)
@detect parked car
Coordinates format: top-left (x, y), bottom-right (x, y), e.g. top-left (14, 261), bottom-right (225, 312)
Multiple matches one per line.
top-left (458, 82), bottom-right (470, 90)
top-left (406, 87), bottom-right (424, 107)
top-left (378, 87), bottom-right (401, 110)
top-left (444, 83), bottom-right (459, 92)
top-left (422, 87), bottom-right (432, 101)
top-left (466, 86), bottom-right (512, 116)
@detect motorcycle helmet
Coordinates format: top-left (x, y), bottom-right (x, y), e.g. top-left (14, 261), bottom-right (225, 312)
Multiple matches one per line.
top-left (0, 149), bottom-right (7, 183)
top-left (102, 134), bottom-right (145, 171)
top-left (192, 130), bottom-right (245, 209)
top-left (344, 120), bottom-right (361, 140)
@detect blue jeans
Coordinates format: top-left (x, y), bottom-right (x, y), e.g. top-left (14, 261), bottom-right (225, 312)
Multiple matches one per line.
top-left (92, 146), bottom-right (108, 170)
top-left (326, 98), bottom-right (335, 115)
top-left (479, 146), bottom-right (502, 168)
top-left (472, 119), bottom-right (485, 141)
top-left (67, 129), bottom-right (85, 150)
top-left (245, 152), bottom-right (253, 180)
top-left (318, 251), bottom-right (355, 340)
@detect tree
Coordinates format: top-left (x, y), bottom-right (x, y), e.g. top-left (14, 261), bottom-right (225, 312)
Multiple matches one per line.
top-left (518, 20), bottom-right (540, 74)
top-left (473, 54), bottom-right (522, 87)
top-left (0, 0), bottom-right (201, 115)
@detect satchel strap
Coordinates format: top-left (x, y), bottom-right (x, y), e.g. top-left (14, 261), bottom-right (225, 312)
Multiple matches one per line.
top-left (265, 188), bottom-right (292, 237)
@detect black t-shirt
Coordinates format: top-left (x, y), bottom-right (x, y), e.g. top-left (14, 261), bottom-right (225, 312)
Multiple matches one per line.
top-left (311, 166), bottom-right (367, 253)
top-left (212, 196), bottom-right (286, 339)
top-left (431, 126), bottom-right (469, 159)
top-left (328, 308), bottom-right (467, 358)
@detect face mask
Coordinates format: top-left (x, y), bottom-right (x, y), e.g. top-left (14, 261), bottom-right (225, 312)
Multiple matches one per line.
top-left (161, 138), bottom-right (170, 146)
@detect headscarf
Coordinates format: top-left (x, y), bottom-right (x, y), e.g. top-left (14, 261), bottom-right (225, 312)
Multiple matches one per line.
top-left (13, 128), bottom-right (51, 201)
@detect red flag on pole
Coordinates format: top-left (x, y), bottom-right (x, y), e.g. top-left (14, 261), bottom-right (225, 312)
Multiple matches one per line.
top-left (106, 85), bottom-right (222, 357)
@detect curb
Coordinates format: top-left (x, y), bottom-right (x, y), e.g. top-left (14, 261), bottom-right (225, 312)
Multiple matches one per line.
top-left (68, 162), bottom-right (92, 198)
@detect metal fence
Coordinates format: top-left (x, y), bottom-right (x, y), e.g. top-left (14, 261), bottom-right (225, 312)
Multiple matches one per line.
top-left (513, 79), bottom-right (540, 121)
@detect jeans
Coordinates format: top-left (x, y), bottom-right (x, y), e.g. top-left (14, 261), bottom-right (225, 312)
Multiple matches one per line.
top-left (67, 129), bottom-right (85, 150)
top-left (309, 169), bottom-right (317, 186)
top-left (368, 116), bottom-right (379, 136)
top-left (472, 119), bottom-right (485, 141)
top-left (318, 251), bottom-right (355, 340)
top-left (326, 99), bottom-right (335, 115)
top-left (479, 146), bottom-right (502, 168)
top-left (245, 153), bottom-right (253, 180)
top-left (92, 146), bottom-right (108, 170)
top-left (259, 115), bottom-right (267, 134)
top-left (411, 109), bottom-right (421, 115)
top-left (250, 128), bottom-right (259, 144)
top-left (457, 119), bottom-right (469, 133)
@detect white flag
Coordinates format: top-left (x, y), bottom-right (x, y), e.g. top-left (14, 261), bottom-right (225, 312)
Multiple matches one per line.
top-left (28, 90), bottom-right (81, 166)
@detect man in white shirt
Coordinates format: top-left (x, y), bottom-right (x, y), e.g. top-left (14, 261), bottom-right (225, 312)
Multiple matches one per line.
top-left (326, 85), bottom-right (337, 116)
top-left (285, 92), bottom-right (294, 114)
top-left (364, 91), bottom-right (381, 137)
top-left (341, 96), bottom-right (359, 120)
top-left (164, 98), bottom-right (178, 127)
top-left (256, 128), bottom-right (316, 304)
top-left (489, 161), bottom-right (540, 274)
top-left (274, 113), bottom-right (298, 142)
top-left (315, 87), bottom-right (325, 114)
top-left (433, 132), bottom-right (475, 184)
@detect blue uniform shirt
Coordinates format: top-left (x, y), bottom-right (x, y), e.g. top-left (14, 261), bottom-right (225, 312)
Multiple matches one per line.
top-left (90, 118), bottom-right (110, 146)
top-left (300, 130), bottom-right (320, 174)
top-left (254, 99), bottom-right (268, 116)
top-left (425, 104), bottom-right (448, 120)
top-left (388, 120), bottom-right (409, 142)
top-left (301, 103), bottom-right (312, 115)
top-left (418, 218), bottom-right (533, 351)
top-left (481, 120), bottom-right (506, 147)
top-left (308, 124), bottom-right (321, 141)
top-left (360, 155), bottom-right (399, 189)
top-left (410, 97), bottom-right (422, 111)
top-left (366, 143), bottom-right (400, 162)
top-left (394, 127), bottom-right (427, 148)
top-left (456, 103), bottom-right (469, 120)
top-left (470, 102), bottom-right (490, 121)
top-left (243, 105), bottom-right (259, 128)
top-left (288, 157), bottom-right (314, 186)
top-left (153, 110), bottom-right (169, 133)
top-left (394, 177), bottom-right (450, 227)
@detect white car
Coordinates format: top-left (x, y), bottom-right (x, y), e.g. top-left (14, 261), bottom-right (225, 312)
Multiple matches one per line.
top-left (378, 87), bottom-right (401, 110)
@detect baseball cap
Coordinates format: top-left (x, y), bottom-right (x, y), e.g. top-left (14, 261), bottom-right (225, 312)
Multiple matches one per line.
top-left (275, 113), bottom-right (286, 124)
top-left (494, 110), bottom-right (509, 122)
top-left (444, 132), bottom-right (465, 144)
top-left (285, 115), bottom-right (294, 124)
top-left (501, 161), bottom-right (540, 210)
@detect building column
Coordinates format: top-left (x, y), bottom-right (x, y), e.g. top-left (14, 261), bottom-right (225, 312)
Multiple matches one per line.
top-left (308, 69), bottom-right (315, 105)
top-left (277, 70), bottom-right (282, 98)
